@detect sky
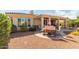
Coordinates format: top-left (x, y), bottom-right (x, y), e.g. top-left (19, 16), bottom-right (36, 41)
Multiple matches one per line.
top-left (0, 10), bottom-right (79, 19)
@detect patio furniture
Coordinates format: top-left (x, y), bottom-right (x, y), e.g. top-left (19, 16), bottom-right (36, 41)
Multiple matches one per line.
top-left (42, 25), bottom-right (57, 35)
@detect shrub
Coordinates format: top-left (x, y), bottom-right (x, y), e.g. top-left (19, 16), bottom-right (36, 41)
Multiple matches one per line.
top-left (71, 32), bottom-right (79, 36)
top-left (29, 25), bottom-right (37, 31)
top-left (19, 22), bottom-right (28, 32)
top-left (0, 13), bottom-right (12, 48)
top-left (11, 25), bottom-right (17, 33)
top-left (20, 26), bottom-right (28, 32)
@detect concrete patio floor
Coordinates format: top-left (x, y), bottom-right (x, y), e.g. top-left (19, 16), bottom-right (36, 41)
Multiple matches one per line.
top-left (8, 32), bottom-right (79, 49)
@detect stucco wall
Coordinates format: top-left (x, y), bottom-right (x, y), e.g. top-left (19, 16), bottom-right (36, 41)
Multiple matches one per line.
top-left (6, 13), bottom-right (41, 30)
top-left (33, 18), bottom-right (41, 28)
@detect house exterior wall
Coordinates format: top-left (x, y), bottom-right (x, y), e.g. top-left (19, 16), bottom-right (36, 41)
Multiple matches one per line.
top-left (33, 18), bottom-right (41, 28)
top-left (6, 13), bottom-right (38, 30)
top-left (59, 20), bottom-right (64, 25)
top-left (12, 17), bottom-right (18, 26)
top-left (6, 13), bottom-right (66, 31)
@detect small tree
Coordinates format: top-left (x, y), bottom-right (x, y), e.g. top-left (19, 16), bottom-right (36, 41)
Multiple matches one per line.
top-left (0, 13), bottom-right (12, 48)
top-left (68, 20), bottom-right (76, 27)
top-left (75, 19), bottom-right (79, 27)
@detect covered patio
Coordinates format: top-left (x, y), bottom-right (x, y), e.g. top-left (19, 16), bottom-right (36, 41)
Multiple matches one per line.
top-left (40, 15), bottom-right (68, 30)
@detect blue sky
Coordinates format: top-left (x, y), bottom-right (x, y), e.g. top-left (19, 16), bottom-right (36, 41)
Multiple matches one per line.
top-left (0, 10), bottom-right (79, 19)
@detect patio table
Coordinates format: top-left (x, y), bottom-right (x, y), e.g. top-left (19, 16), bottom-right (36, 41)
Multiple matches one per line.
top-left (43, 25), bottom-right (56, 35)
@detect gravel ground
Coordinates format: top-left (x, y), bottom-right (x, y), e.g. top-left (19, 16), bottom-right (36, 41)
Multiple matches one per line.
top-left (8, 32), bottom-right (79, 49)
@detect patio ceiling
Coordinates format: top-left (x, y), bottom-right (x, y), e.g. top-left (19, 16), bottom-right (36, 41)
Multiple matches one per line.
top-left (40, 14), bottom-right (67, 20)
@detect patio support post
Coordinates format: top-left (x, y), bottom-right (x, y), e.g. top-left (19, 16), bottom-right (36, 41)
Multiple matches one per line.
top-left (48, 17), bottom-right (51, 25)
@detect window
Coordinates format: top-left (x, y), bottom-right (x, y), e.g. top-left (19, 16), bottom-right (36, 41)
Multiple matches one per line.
top-left (28, 19), bottom-right (31, 21)
top-left (18, 18), bottom-right (21, 26)
top-left (18, 18), bottom-right (32, 27)
top-left (21, 18), bottom-right (25, 22)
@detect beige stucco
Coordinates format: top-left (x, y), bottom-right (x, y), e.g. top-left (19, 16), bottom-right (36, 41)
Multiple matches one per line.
top-left (59, 20), bottom-right (64, 25)
top-left (33, 18), bottom-right (41, 27)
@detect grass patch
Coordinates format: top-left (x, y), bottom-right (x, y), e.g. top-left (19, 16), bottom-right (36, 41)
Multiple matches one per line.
top-left (71, 31), bottom-right (79, 36)
top-left (71, 28), bottom-right (79, 36)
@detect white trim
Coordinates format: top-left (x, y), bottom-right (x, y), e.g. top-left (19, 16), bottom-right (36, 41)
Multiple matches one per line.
top-left (48, 17), bottom-right (51, 25)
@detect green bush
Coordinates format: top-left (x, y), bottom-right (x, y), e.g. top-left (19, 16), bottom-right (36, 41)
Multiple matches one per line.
top-left (71, 28), bottom-right (79, 36)
top-left (71, 31), bottom-right (79, 36)
top-left (0, 13), bottom-right (12, 48)
top-left (29, 25), bottom-right (38, 31)
top-left (11, 25), bottom-right (17, 33)
top-left (68, 19), bottom-right (79, 27)
top-left (20, 22), bottom-right (28, 32)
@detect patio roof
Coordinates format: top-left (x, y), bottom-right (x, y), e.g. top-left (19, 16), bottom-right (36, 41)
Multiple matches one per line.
top-left (5, 12), bottom-right (40, 18)
top-left (40, 14), bottom-right (68, 20)
top-left (5, 12), bottom-right (68, 20)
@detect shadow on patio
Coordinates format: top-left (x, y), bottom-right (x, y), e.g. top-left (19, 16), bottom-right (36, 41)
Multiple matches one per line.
top-left (10, 31), bottom-right (39, 39)
top-left (48, 35), bottom-right (78, 43)
top-left (47, 31), bottom-right (78, 43)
